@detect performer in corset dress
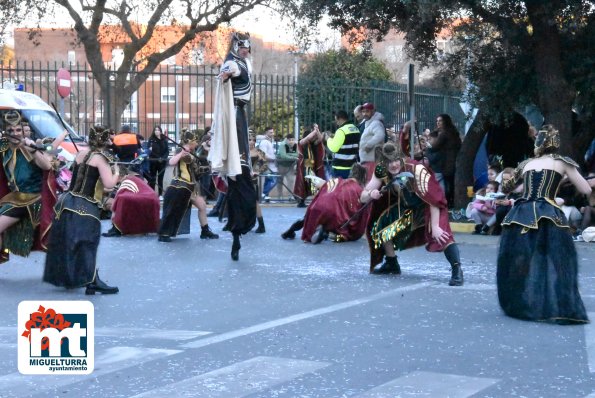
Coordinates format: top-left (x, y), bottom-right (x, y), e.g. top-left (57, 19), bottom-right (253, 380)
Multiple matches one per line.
top-left (43, 125), bottom-right (119, 294)
top-left (497, 125), bottom-right (593, 324)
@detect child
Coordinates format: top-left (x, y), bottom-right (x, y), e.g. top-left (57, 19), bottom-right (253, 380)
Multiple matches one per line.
top-left (469, 181), bottom-right (499, 234)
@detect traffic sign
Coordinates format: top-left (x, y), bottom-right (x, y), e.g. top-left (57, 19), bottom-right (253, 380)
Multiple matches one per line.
top-left (56, 68), bottom-right (72, 98)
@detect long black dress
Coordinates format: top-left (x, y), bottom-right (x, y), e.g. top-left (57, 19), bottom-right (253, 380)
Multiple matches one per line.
top-left (43, 152), bottom-right (107, 288)
top-left (497, 168), bottom-right (588, 324)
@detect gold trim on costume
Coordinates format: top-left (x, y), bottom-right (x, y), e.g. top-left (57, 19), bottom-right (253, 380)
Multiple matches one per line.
top-left (0, 192), bottom-right (40, 207)
top-left (371, 209), bottom-right (413, 249)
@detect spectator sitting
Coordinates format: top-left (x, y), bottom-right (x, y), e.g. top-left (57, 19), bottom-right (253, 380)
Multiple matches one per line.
top-left (467, 181), bottom-right (499, 235)
top-left (489, 167), bottom-right (521, 235)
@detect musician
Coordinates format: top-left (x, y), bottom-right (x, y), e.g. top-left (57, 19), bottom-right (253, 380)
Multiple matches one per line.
top-left (359, 142), bottom-right (464, 286)
top-left (0, 111), bottom-right (56, 264)
top-left (43, 125), bottom-right (118, 294)
top-left (158, 129), bottom-right (218, 242)
top-left (208, 32), bottom-right (257, 260)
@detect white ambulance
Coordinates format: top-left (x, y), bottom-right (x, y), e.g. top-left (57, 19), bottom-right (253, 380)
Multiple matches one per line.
top-left (0, 87), bottom-right (86, 161)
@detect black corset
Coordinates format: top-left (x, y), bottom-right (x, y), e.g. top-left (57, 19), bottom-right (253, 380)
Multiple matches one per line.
top-left (521, 169), bottom-right (562, 201)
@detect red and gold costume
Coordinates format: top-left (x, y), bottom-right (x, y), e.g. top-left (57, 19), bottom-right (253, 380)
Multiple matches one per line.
top-left (302, 177), bottom-right (368, 242)
top-left (366, 160), bottom-right (453, 272)
top-left (111, 175), bottom-right (160, 235)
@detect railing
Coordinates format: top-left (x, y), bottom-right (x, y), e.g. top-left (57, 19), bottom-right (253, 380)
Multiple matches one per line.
top-left (0, 61), bottom-right (466, 139)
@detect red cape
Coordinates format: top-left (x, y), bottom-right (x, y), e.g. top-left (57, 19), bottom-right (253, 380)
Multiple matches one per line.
top-left (302, 178), bottom-right (368, 242)
top-left (112, 175), bottom-right (160, 235)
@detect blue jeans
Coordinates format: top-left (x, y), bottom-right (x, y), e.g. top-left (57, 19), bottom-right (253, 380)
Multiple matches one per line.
top-left (263, 176), bottom-right (278, 196)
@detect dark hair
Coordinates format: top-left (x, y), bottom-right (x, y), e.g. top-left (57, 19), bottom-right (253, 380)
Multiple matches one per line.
top-left (429, 130), bottom-right (439, 138)
top-left (488, 163), bottom-right (502, 174)
top-left (349, 163), bottom-right (368, 187)
top-left (334, 110), bottom-right (349, 120)
top-left (264, 126), bottom-right (274, 133)
top-left (487, 181), bottom-right (500, 191)
top-left (285, 134), bottom-right (294, 140)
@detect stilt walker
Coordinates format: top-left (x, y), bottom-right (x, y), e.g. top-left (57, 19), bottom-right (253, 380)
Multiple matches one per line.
top-left (209, 32), bottom-right (257, 261)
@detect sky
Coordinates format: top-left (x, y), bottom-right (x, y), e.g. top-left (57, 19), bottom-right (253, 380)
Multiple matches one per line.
top-left (3, 2), bottom-right (341, 52)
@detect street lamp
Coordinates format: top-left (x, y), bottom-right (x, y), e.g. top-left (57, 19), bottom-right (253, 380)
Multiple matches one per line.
top-left (169, 65), bottom-right (183, 141)
top-left (289, 50), bottom-right (302, 140)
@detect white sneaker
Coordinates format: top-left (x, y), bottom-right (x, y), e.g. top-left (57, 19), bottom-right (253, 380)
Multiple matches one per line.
top-left (573, 235), bottom-right (584, 242)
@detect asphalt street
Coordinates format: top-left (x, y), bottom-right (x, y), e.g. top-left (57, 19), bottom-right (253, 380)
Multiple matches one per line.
top-left (0, 205), bottom-right (594, 397)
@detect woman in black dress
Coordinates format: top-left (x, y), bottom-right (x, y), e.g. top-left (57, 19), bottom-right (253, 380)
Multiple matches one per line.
top-left (147, 125), bottom-right (169, 196)
top-left (43, 125), bottom-right (120, 294)
top-left (497, 125), bottom-right (592, 324)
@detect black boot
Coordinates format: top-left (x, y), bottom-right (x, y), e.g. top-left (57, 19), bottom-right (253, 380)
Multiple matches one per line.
top-left (200, 225), bottom-right (219, 239)
top-left (372, 256), bottom-right (401, 275)
top-left (297, 199), bottom-right (306, 208)
top-left (312, 225), bottom-right (329, 244)
top-left (231, 233), bottom-right (241, 261)
top-left (449, 263), bottom-right (464, 286)
top-left (255, 217), bottom-right (266, 234)
top-left (102, 225), bottom-right (121, 237)
top-left (480, 225), bottom-right (490, 235)
top-left (281, 219), bottom-right (304, 240)
top-left (85, 270), bottom-right (119, 295)
top-left (472, 224), bottom-right (482, 235)
top-left (158, 235), bottom-right (172, 242)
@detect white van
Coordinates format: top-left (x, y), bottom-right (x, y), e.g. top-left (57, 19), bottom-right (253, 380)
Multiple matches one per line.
top-left (0, 88), bottom-right (86, 161)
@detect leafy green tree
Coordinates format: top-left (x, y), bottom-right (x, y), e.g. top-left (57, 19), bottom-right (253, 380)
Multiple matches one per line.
top-left (297, 48), bottom-right (392, 131)
top-left (297, 0), bottom-right (595, 206)
top-left (250, 99), bottom-right (295, 139)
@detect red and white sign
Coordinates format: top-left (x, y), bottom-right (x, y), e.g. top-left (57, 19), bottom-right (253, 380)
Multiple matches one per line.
top-left (56, 68), bottom-right (72, 98)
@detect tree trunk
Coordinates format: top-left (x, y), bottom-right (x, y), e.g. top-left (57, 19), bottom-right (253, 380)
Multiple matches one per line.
top-left (527, 2), bottom-right (576, 157)
top-left (453, 115), bottom-right (488, 209)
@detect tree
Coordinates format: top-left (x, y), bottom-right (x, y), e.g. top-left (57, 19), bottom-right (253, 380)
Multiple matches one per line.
top-left (298, 0), bottom-right (595, 207)
top-left (1, 0), bottom-right (276, 129)
top-left (297, 48), bottom-right (392, 131)
top-left (250, 98), bottom-right (295, 138)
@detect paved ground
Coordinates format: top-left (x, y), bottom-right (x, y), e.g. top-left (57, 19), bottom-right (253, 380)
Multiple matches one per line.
top-left (0, 206), bottom-right (594, 397)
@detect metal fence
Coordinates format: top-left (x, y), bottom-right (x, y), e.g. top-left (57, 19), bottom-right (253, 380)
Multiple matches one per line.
top-left (0, 61), bottom-right (466, 140)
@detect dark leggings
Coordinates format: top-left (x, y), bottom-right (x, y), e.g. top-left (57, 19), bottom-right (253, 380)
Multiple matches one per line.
top-left (444, 243), bottom-right (461, 266)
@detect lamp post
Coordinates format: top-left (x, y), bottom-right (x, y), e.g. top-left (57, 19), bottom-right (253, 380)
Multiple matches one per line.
top-left (289, 50), bottom-right (302, 140)
top-left (169, 65), bottom-right (183, 141)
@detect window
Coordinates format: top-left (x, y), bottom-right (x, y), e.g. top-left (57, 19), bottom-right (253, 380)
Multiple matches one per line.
top-left (190, 87), bottom-right (204, 103)
top-left (68, 50), bottom-right (76, 65)
top-left (161, 87), bottom-right (176, 103)
top-left (147, 113), bottom-right (161, 119)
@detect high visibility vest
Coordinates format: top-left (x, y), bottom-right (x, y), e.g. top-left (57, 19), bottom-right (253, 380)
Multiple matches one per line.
top-left (332, 123), bottom-right (360, 169)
